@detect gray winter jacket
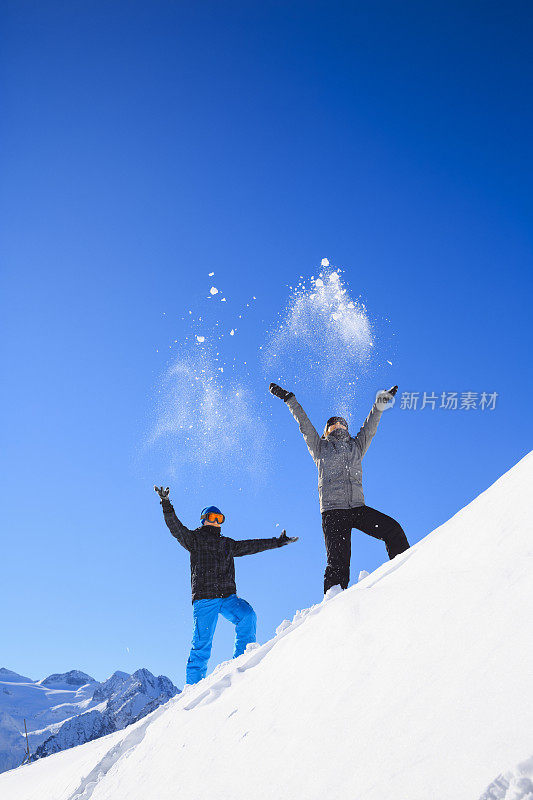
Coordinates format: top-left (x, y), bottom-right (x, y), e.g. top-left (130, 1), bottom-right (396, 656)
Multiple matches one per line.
top-left (286, 395), bottom-right (383, 512)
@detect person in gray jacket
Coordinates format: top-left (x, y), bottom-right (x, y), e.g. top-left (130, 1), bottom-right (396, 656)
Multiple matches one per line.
top-left (269, 382), bottom-right (409, 594)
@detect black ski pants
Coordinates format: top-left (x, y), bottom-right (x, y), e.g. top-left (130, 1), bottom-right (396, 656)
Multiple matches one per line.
top-left (322, 506), bottom-right (410, 594)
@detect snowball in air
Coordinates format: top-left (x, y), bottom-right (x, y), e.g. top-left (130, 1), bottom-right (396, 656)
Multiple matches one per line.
top-left (209, 272), bottom-right (214, 276)
top-left (315, 278), bottom-right (324, 288)
top-left (321, 258), bottom-right (330, 267)
top-left (230, 329), bottom-right (235, 336)
top-left (196, 335), bottom-right (205, 343)
top-left (210, 287), bottom-right (219, 295)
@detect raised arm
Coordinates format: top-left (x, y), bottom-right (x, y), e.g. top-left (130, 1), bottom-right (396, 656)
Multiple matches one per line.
top-left (269, 383), bottom-right (321, 462)
top-left (230, 530), bottom-right (298, 557)
top-left (354, 387), bottom-right (397, 458)
top-left (353, 405), bottom-right (383, 458)
top-left (154, 486), bottom-right (195, 551)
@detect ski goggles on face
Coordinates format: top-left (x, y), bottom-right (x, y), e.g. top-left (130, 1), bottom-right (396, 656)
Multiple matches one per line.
top-left (326, 421), bottom-right (348, 435)
top-left (202, 511), bottom-right (225, 525)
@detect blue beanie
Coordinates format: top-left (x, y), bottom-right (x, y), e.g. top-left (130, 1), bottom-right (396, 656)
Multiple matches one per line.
top-left (200, 505), bottom-right (224, 521)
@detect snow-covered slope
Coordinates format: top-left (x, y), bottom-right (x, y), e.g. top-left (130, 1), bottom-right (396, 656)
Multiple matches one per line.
top-left (1, 452), bottom-right (532, 800)
top-left (0, 669), bottom-right (179, 773)
top-left (0, 669), bottom-right (33, 684)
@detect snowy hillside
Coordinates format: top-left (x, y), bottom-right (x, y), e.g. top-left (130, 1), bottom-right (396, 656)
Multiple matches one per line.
top-left (0, 668), bottom-right (179, 773)
top-left (1, 452), bottom-right (532, 800)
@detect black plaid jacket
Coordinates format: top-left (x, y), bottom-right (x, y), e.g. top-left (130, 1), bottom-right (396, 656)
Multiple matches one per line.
top-left (161, 499), bottom-right (285, 602)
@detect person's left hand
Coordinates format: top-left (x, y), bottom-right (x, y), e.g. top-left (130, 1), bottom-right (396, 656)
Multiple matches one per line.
top-left (279, 529), bottom-right (299, 545)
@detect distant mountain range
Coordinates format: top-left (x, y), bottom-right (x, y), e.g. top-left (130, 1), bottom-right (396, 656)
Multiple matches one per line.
top-left (0, 667), bottom-right (180, 773)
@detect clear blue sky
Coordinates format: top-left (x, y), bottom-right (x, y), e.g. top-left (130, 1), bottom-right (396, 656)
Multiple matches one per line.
top-left (2, 1), bottom-right (531, 687)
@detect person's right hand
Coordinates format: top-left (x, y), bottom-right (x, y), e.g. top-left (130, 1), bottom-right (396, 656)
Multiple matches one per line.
top-left (154, 486), bottom-right (170, 500)
top-left (375, 386), bottom-right (398, 411)
top-left (269, 383), bottom-right (294, 402)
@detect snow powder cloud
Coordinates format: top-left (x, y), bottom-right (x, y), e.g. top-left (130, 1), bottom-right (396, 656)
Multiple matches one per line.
top-left (146, 346), bottom-right (268, 484)
top-left (263, 266), bottom-right (374, 410)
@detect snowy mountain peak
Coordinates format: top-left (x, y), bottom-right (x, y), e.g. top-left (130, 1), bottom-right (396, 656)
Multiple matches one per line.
top-left (0, 668), bottom-right (33, 684)
top-left (34, 667), bottom-right (179, 760)
top-left (40, 670), bottom-right (96, 688)
top-left (106, 670), bottom-right (130, 682)
top-left (130, 668), bottom-right (173, 693)
top-left (0, 666), bottom-right (179, 774)
top-left (131, 668), bottom-right (153, 682)
top-left (92, 672), bottom-right (130, 702)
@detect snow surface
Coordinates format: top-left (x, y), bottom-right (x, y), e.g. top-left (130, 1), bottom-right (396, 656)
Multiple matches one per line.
top-left (2, 452), bottom-right (532, 800)
top-left (479, 753), bottom-right (533, 800)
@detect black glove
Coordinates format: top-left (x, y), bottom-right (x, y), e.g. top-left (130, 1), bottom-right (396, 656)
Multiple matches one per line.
top-left (154, 486), bottom-right (170, 501)
top-left (269, 383), bottom-right (294, 402)
top-left (389, 385), bottom-right (398, 396)
top-left (278, 529), bottom-right (298, 546)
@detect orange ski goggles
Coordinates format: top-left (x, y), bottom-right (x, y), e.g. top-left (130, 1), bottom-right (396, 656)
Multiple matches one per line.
top-left (201, 511), bottom-right (225, 525)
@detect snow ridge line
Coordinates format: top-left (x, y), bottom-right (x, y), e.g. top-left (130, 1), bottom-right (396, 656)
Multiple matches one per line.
top-left (64, 702), bottom-right (172, 800)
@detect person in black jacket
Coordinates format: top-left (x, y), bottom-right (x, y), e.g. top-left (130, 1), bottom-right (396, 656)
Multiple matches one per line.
top-left (154, 486), bottom-right (298, 685)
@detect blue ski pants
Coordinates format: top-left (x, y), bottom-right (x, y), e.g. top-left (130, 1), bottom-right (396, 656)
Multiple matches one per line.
top-left (186, 594), bottom-right (257, 685)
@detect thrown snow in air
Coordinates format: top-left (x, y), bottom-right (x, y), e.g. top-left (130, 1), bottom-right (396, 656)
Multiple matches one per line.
top-left (264, 265), bottom-right (374, 408)
top-left (147, 346), bottom-right (267, 482)
top-left (142, 267), bottom-right (271, 485)
top-left (146, 260), bottom-right (380, 484)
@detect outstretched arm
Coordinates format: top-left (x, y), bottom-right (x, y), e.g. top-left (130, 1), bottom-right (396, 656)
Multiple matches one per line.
top-left (154, 486), bottom-right (195, 551)
top-left (353, 406), bottom-right (382, 458)
top-left (231, 530), bottom-right (298, 557)
top-left (269, 383), bottom-right (321, 462)
top-left (354, 387), bottom-right (397, 457)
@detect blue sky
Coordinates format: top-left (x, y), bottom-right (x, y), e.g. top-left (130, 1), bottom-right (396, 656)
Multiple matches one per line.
top-left (2, 1), bottom-right (532, 687)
